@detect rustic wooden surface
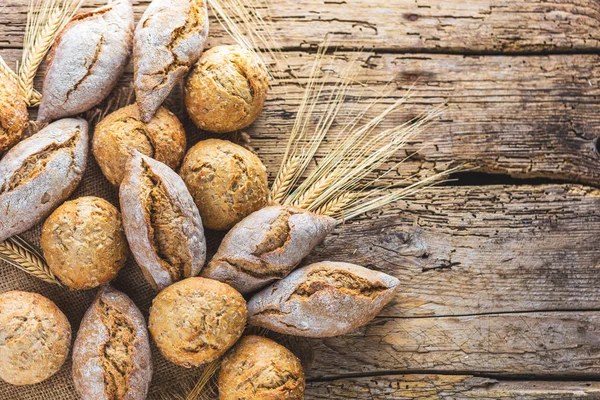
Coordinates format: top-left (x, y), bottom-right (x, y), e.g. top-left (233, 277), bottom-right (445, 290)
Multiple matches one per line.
top-left (2, 0), bottom-right (600, 399)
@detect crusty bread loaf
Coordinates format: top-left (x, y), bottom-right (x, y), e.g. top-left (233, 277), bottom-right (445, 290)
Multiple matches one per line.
top-left (72, 286), bottom-right (152, 400)
top-left (247, 261), bottom-right (400, 337)
top-left (0, 291), bottom-right (71, 385)
top-left (134, 0), bottom-right (209, 122)
top-left (120, 151), bottom-right (206, 290)
top-left (179, 139), bottom-right (269, 231)
top-left (92, 104), bottom-right (186, 186)
top-left (219, 335), bottom-right (305, 400)
top-left (0, 71), bottom-right (28, 152)
top-left (202, 205), bottom-right (336, 294)
top-left (41, 197), bottom-right (128, 290)
top-left (37, 0), bottom-right (134, 123)
top-left (0, 118), bottom-right (88, 242)
top-left (184, 45), bottom-right (269, 133)
top-left (148, 277), bottom-right (247, 367)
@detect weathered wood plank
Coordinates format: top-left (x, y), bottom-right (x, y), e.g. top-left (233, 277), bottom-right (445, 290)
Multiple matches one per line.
top-left (2, 0), bottom-right (600, 53)
top-left (306, 375), bottom-right (600, 399)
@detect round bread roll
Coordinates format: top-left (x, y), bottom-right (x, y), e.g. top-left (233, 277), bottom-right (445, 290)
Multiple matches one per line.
top-left (148, 277), bottom-right (247, 367)
top-left (41, 196), bottom-right (128, 290)
top-left (180, 139), bottom-right (269, 231)
top-left (219, 335), bottom-right (305, 400)
top-left (0, 291), bottom-right (71, 385)
top-left (184, 44), bottom-right (268, 133)
top-left (92, 104), bottom-right (186, 186)
top-left (0, 71), bottom-right (28, 152)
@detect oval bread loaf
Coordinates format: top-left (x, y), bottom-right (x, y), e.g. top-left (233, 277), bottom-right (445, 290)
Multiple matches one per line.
top-left (37, 0), bottom-right (134, 123)
top-left (120, 150), bottom-right (206, 290)
top-left (0, 71), bottom-right (28, 152)
top-left (247, 261), bottom-right (400, 337)
top-left (73, 286), bottom-right (152, 400)
top-left (202, 205), bottom-right (336, 294)
top-left (0, 118), bottom-right (88, 242)
top-left (134, 0), bottom-right (209, 122)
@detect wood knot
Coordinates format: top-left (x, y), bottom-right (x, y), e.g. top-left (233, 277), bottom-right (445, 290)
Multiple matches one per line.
top-left (404, 13), bottom-right (419, 22)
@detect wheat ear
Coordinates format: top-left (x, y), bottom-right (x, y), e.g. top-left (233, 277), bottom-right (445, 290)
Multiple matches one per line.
top-left (269, 155), bottom-right (301, 204)
top-left (0, 236), bottom-right (61, 285)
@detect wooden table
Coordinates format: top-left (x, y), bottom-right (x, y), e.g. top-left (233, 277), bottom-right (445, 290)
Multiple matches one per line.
top-left (2, 0), bottom-right (600, 398)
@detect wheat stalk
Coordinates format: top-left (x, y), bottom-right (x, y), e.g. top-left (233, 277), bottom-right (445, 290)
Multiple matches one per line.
top-left (0, 236), bottom-right (61, 285)
top-left (0, 55), bottom-right (42, 104)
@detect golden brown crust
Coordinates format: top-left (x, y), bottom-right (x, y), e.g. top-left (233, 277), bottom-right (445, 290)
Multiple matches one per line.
top-left (0, 71), bottom-right (28, 152)
top-left (93, 104), bottom-right (186, 187)
top-left (0, 291), bottom-right (71, 385)
top-left (148, 277), bottom-right (247, 367)
top-left (185, 45), bottom-right (269, 133)
top-left (219, 336), bottom-right (305, 400)
top-left (41, 196), bottom-right (128, 290)
top-left (179, 139), bottom-right (268, 231)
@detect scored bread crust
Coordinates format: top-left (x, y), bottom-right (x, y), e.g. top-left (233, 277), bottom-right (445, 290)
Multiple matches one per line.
top-left (247, 261), bottom-right (400, 337)
top-left (0, 71), bottom-right (28, 152)
top-left (72, 286), bottom-right (152, 400)
top-left (202, 205), bottom-right (336, 294)
top-left (134, 0), bottom-right (209, 122)
top-left (0, 118), bottom-right (88, 243)
top-left (37, 0), bottom-right (134, 123)
top-left (120, 151), bottom-right (206, 290)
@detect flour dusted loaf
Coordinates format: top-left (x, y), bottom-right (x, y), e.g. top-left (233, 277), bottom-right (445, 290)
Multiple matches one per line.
top-left (248, 261), bottom-right (400, 337)
top-left (148, 277), bottom-right (247, 367)
top-left (41, 197), bottom-right (128, 290)
top-left (37, 0), bottom-right (134, 123)
top-left (0, 291), bottom-right (71, 385)
top-left (93, 104), bottom-right (186, 186)
top-left (134, 0), bottom-right (209, 122)
top-left (0, 118), bottom-right (88, 242)
top-left (73, 286), bottom-right (152, 400)
top-left (120, 151), bottom-right (206, 290)
top-left (219, 335), bottom-right (305, 400)
top-left (184, 45), bottom-right (269, 133)
top-left (179, 139), bottom-right (269, 231)
top-left (0, 71), bottom-right (28, 152)
top-left (202, 205), bottom-right (336, 294)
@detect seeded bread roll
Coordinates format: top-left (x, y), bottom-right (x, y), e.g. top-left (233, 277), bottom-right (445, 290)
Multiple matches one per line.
top-left (93, 104), bottom-right (186, 186)
top-left (41, 196), bottom-right (128, 290)
top-left (120, 151), bottom-right (206, 290)
top-left (0, 291), bottom-right (71, 385)
top-left (180, 139), bottom-right (268, 231)
top-left (134, 0), bottom-right (209, 122)
top-left (73, 286), bottom-right (152, 400)
top-left (37, 0), bottom-right (134, 123)
top-left (247, 261), bottom-right (400, 337)
top-left (184, 45), bottom-right (269, 133)
top-left (219, 335), bottom-right (305, 400)
top-left (0, 71), bottom-right (28, 152)
top-left (148, 277), bottom-right (247, 367)
top-left (202, 205), bottom-right (336, 294)
top-left (0, 118), bottom-right (88, 243)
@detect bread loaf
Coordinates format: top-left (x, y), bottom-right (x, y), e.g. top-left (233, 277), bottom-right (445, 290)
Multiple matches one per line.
top-left (0, 71), bottom-right (28, 152)
top-left (120, 151), bottom-right (206, 290)
top-left (202, 205), bottom-right (336, 294)
top-left (0, 118), bottom-right (88, 242)
top-left (37, 0), bottom-right (134, 123)
top-left (72, 286), bottom-right (152, 400)
top-left (134, 0), bottom-right (209, 122)
top-left (219, 335), bottom-right (305, 400)
top-left (247, 261), bottom-right (400, 337)
top-left (0, 291), bottom-right (71, 385)
top-left (148, 277), bottom-right (247, 367)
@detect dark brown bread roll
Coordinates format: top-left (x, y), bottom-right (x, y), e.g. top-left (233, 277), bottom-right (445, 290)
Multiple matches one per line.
top-left (37, 0), bottom-right (134, 123)
top-left (120, 151), bottom-right (206, 290)
top-left (0, 71), bottom-right (28, 152)
top-left (0, 118), bottom-right (88, 242)
top-left (0, 291), bottom-right (71, 385)
top-left (219, 335), bottom-right (305, 400)
top-left (72, 286), bottom-right (152, 400)
top-left (134, 0), bottom-right (209, 122)
top-left (202, 205), bottom-right (336, 294)
top-left (247, 261), bottom-right (400, 337)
